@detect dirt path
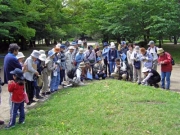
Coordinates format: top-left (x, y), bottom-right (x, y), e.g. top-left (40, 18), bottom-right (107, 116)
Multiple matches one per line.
top-left (0, 64), bottom-right (180, 123)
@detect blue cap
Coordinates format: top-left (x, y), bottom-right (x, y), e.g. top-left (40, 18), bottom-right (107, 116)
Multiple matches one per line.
top-left (121, 41), bottom-right (126, 45)
top-left (48, 50), bottom-right (55, 57)
top-left (97, 57), bottom-right (102, 62)
top-left (103, 42), bottom-right (109, 46)
top-left (10, 68), bottom-right (24, 80)
top-left (71, 42), bottom-right (77, 46)
top-left (60, 45), bottom-right (66, 49)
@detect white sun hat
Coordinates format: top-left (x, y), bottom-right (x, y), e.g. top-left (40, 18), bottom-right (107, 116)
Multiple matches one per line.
top-left (39, 50), bottom-right (45, 55)
top-left (31, 50), bottom-right (40, 59)
top-left (39, 54), bottom-right (46, 61)
top-left (16, 52), bottom-right (25, 59)
top-left (109, 42), bottom-right (116, 48)
top-left (142, 67), bottom-right (150, 73)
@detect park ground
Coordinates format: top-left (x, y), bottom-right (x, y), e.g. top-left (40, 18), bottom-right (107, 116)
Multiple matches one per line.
top-left (0, 43), bottom-right (180, 134)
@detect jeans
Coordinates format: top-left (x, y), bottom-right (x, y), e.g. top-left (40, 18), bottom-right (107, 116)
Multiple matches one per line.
top-left (8, 102), bottom-right (25, 126)
top-left (95, 73), bottom-right (106, 79)
top-left (109, 61), bottom-right (116, 75)
top-left (50, 72), bottom-right (60, 91)
top-left (161, 72), bottom-right (171, 89)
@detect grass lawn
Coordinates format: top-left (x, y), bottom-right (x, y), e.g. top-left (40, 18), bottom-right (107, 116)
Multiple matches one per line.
top-left (0, 80), bottom-right (180, 134)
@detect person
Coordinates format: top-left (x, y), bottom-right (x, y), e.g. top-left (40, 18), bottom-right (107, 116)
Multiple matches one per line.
top-left (67, 62), bottom-right (86, 87)
top-left (157, 48), bottom-right (172, 90)
top-left (84, 45), bottom-right (96, 76)
top-left (4, 43), bottom-right (22, 84)
top-left (16, 52), bottom-right (25, 67)
top-left (147, 40), bottom-right (159, 70)
top-left (94, 43), bottom-right (100, 58)
top-left (126, 43), bottom-right (134, 81)
top-left (102, 42), bottom-right (110, 76)
top-left (131, 46), bottom-right (142, 84)
top-left (71, 42), bottom-right (79, 61)
top-left (141, 67), bottom-right (161, 88)
top-left (77, 40), bottom-right (83, 48)
top-left (5, 68), bottom-right (25, 129)
top-left (75, 48), bottom-right (84, 67)
top-left (118, 41), bottom-right (128, 55)
top-left (24, 50), bottom-right (40, 105)
top-left (41, 50), bottom-right (56, 96)
top-left (34, 53), bottom-right (46, 99)
top-left (65, 46), bottom-right (75, 74)
top-left (0, 77), bottom-right (5, 125)
top-left (93, 57), bottom-right (106, 80)
top-left (107, 42), bottom-right (119, 76)
top-left (58, 45), bottom-right (66, 85)
top-left (81, 61), bottom-right (92, 80)
top-left (111, 58), bottom-right (127, 80)
top-left (140, 47), bottom-right (153, 69)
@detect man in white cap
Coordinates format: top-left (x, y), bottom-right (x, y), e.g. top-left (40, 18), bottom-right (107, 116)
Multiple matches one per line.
top-left (16, 52), bottom-right (25, 67)
top-left (107, 42), bottom-right (119, 76)
top-left (24, 50), bottom-right (40, 105)
top-left (147, 40), bottom-right (159, 70)
top-left (141, 67), bottom-right (161, 88)
top-left (65, 46), bottom-right (75, 72)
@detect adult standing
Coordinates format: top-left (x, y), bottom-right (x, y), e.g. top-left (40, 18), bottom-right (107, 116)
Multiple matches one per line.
top-left (157, 48), bottom-right (172, 90)
top-left (107, 42), bottom-right (119, 76)
top-left (102, 42), bottom-right (110, 76)
top-left (24, 50), bottom-right (40, 105)
top-left (65, 46), bottom-right (75, 72)
top-left (140, 48), bottom-right (153, 69)
top-left (147, 40), bottom-right (159, 70)
top-left (4, 43), bottom-right (22, 84)
top-left (127, 43), bottom-right (134, 81)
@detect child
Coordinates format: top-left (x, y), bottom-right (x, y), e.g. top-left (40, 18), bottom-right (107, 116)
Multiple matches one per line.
top-left (5, 68), bottom-right (25, 129)
top-left (93, 57), bottom-right (106, 80)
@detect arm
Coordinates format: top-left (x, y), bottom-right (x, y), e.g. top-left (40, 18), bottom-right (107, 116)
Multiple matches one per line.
top-left (163, 53), bottom-right (171, 64)
top-left (47, 61), bottom-right (55, 71)
top-left (146, 53), bottom-right (153, 62)
top-left (11, 58), bottom-right (22, 70)
top-left (27, 59), bottom-right (37, 73)
top-left (142, 73), bottom-right (153, 84)
top-left (8, 82), bottom-right (15, 92)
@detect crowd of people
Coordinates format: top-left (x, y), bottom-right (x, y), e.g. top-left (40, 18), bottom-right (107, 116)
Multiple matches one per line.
top-left (0, 40), bottom-right (173, 129)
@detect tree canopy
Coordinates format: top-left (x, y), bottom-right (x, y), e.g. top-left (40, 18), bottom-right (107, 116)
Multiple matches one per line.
top-left (0, 0), bottom-right (180, 50)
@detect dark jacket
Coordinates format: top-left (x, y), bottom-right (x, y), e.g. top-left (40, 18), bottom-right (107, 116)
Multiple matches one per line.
top-left (4, 53), bottom-right (22, 83)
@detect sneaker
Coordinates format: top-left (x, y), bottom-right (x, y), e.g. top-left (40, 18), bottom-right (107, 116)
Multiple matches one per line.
top-left (41, 92), bottom-right (46, 96)
top-left (46, 92), bottom-right (51, 95)
top-left (0, 120), bottom-right (4, 125)
top-left (5, 125), bottom-right (15, 129)
top-left (31, 100), bottom-right (36, 103)
top-left (27, 101), bottom-right (32, 105)
top-left (153, 84), bottom-right (159, 88)
top-left (19, 121), bottom-right (25, 124)
top-left (36, 96), bottom-right (43, 99)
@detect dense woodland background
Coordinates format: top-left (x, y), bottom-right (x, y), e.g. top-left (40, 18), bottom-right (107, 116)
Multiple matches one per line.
top-left (0, 0), bottom-right (180, 51)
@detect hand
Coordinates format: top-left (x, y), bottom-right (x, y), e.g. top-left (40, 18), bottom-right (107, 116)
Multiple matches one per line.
top-left (160, 61), bottom-right (164, 64)
top-left (8, 80), bottom-right (13, 84)
top-left (35, 72), bottom-right (39, 76)
top-left (141, 81), bottom-right (145, 85)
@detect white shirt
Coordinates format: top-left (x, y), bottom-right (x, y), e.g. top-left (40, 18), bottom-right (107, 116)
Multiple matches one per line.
top-left (148, 46), bottom-right (158, 61)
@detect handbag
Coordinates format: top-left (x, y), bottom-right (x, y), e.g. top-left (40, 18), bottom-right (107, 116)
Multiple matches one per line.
top-left (37, 75), bottom-right (43, 87)
top-left (134, 61), bottom-right (141, 69)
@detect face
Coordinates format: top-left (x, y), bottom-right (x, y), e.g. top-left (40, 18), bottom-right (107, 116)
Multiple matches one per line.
top-left (115, 61), bottom-right (120, 65)
top-left (98, 60), bottom-right (102, 64)
top-left (60, 48), bottom-right (64, 52)
top-left (74, 45), bottom-right (78, 48)
top-left (136, 50), bottom-right (139, 53)
top-left (159, 52), bottom-right (164, 56)
top-left (69, 49), bottom-right (74, 53)
top-left (143, 72), bottom-right (148, 76)
top-left (141, 51), bottom-right (146, 55)
top-left (18, 58), bottom-right (24, 63)
top-left (32, 56), bottom-right (37, 61)
top-left (128, 46), bottom-right (133, 51)
top-left (13, 75), bottom-right (17, 80)
top-left (150, 44), bottom-right (154, 48)
top-left (14, 50), bottom-right (19, 56)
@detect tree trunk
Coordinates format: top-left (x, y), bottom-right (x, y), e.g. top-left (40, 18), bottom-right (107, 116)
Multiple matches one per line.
top-left (20, 36), bottom-right (27, 50)
top-left (116, 36), bottom-right (121, 44)
top-left (174, 36), bottom-right (177, 45)
top-left (159, 36), bottom-right (163, 48)
top-left (45, 38), bottom-right (50, 46)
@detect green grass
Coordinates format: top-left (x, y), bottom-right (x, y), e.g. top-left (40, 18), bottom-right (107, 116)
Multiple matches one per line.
top-left (1, 80), bottom-right (180, 135)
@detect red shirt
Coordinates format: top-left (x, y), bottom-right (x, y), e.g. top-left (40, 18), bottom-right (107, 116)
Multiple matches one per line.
top-left (8, 81), bottom-right (25, 103)
top-left (158, 52), bottom-right (172, 72)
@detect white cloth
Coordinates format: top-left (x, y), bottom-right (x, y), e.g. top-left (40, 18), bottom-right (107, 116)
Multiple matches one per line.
top-left (148, 47), bottom-right (159, 61)
top-left (65, 51), bottom-right (74, 71)
top-left (24, 56), bottom-right (37, 81)
top-left (127, 50), bottom-right (133, 65)
top-left (142, 72), bottom-right (153, 84)
top-left (114, 62), bottom-right (127, 73)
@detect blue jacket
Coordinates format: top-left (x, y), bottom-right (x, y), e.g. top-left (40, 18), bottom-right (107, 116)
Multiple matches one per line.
top-left (75, 53), bottom-right (84, 66)
top-left (140, 52), bottom-right (153, 68)
top-left (107, 49), bottom-right (119, 62)
top-left (102, 47), bottom-right (109, 59)
top-left (4, 53), bottom-right (22, 83)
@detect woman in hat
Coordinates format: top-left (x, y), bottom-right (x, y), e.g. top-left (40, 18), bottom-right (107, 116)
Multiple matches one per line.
top-left (41, 50), bottom-right (56, 96)
top-left (34, 53), bottom-right (46, 99)
top-left (24, 50), bottom-right (40, 105)
top-left (50, 47), bottom-right (61, 92)
top-left (93, 57), bottom-right (106, 80)
top-left (107, 42), bottom-right (119, 76)
top-left (81, 61), bottom-right (92, 80)
top-left (16, 52), bottom-right (25, 67)
top-left (65, 46), bottom-right (75, 72)
top-left (75, 48), bottom-right (85, 67)
top-left (131, 46), bottom-right (142, 84)
top-left (141, 67), bottom-right (161, 88)
top-left (6, 68), bottom-right (25, 129)
top-left (157, 48), bottom-right (172, 90)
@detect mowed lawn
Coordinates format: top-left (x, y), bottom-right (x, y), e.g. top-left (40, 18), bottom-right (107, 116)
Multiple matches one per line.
top-left (1, 80), bottom-right (180, 135)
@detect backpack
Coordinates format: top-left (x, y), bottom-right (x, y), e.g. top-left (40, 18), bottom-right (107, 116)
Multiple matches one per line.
top-left (148, 47), bottom-right (157, 53)
top-left (165, 52), bottom-right (175, 66)
top-left (67, 68), bottom-right (77, 79)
